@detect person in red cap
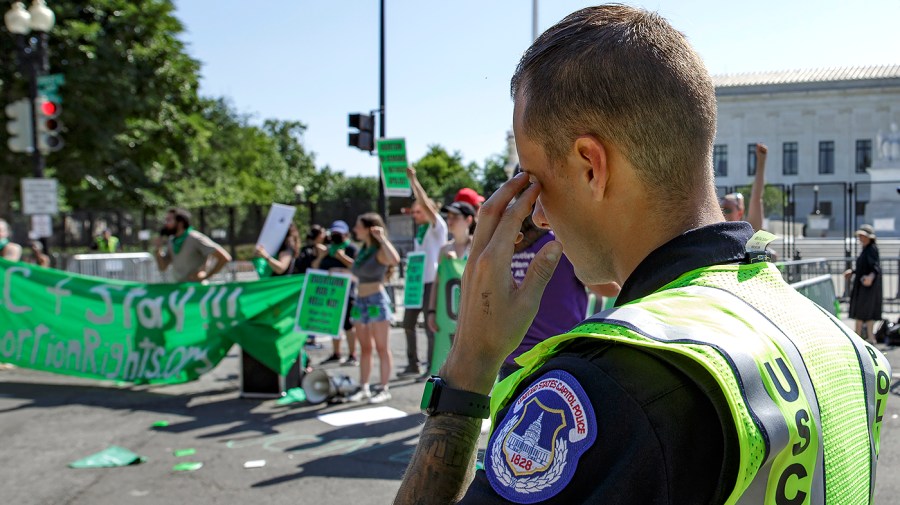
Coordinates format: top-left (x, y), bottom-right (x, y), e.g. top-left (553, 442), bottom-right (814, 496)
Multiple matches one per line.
top-left (453, 188), bottom-right (485, 214)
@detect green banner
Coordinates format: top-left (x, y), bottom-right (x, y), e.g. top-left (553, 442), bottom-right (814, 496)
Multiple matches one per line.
top-left (294, 269), bottom-right (351, 338)
top-left (404, 252), bottom-right (426, 309)
top-left (376, 138), bottom-right (412, 197)
top-left (0, 259), bottom-right (306, 384)
top-left (431, 258), bottom-right (465, 374)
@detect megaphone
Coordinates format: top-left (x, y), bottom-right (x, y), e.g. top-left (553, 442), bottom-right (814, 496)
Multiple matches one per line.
top-left (301, 369), bottom-right (358, 404)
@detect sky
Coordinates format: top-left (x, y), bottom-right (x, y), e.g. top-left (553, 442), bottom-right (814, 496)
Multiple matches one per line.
top-left (174, 0), bottom-right (900, 179)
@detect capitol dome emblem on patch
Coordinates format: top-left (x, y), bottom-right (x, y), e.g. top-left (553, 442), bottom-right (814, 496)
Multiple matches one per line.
top-left (486, 370), bottom-right (596, 503)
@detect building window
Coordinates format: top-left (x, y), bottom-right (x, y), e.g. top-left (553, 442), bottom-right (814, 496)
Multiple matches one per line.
top-left (856, 139), bottom-right (872, 174)
top-left (783, 142), bottom-right (798, 175)
top-left (818, 141), bottom-right (834, 175)
top-left (713, 144), bottom-right (727, 177)
top-left (747, 144), bottom-right (757, 176)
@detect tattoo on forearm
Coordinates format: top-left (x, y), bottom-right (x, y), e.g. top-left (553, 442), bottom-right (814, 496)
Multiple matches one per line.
top-left (394, 415), bottom-right (482, 505)
top-left (481, 291), bottom-right (492, 316)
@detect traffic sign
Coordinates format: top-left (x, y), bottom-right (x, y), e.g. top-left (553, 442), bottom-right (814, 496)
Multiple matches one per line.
top-left (21, 178), bottom-right (58, 215)
top-left (30, 214), bottom-right (53, 238)
top-left (37, 73), bottom-right (65, 103)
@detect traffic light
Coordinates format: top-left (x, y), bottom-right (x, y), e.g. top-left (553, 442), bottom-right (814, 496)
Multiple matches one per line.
top-left (5, 98), bottom-right (34, 154)
top-left (348, 113), bottom-right (374, 152)
top-left (35, 96), bottom-right (63, 153)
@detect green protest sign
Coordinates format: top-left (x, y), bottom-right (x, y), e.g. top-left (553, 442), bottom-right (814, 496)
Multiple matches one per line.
top-left (403, 252), bottom-right (427, 309)
top-left (431, 258), bottom-right (465, 374)
top-left (294, 269), bottom-right (352, 339)
top-left (0, 259), bottom-right (306, 384)
top-left (376, 138), bottom-right (412, 197)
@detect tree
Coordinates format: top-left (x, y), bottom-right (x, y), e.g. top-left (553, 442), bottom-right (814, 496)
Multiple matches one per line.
top-left (480, 153), bottom-right (510, 198)
top-left (413, 145), bottom-right (481, 204)
top-left (0, 0), bottom-right (209, 213)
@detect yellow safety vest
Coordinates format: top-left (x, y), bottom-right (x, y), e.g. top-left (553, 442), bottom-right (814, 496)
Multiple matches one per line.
top-left (95, 236), bottom-right (119, 253)
top-left (491, 262), bottom-right (889, 504)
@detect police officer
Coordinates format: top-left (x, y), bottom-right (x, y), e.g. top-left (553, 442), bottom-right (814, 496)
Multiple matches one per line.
top-left (395, 5), bottom-right (888, 505)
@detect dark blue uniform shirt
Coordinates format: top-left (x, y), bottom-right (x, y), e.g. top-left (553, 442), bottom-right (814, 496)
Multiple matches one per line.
top-left (461, 222), bottom-right (754, 504)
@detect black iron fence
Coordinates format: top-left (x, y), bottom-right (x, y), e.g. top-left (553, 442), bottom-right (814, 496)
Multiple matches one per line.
top-left (777, 257), bottom-right (900, 314)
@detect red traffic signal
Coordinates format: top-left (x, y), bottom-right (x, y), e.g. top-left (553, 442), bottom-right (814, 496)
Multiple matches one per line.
top-left (41, 100), bottom-right (58, 116)
top-left (35, 96), bottom-right (63, 153)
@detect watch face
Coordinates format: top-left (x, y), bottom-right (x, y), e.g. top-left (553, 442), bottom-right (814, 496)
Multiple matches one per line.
top-left (420, 379), bottom-right (436, 412)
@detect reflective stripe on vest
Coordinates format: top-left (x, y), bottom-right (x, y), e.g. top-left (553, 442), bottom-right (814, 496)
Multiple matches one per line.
top-left (490, 263), bottom-right (886, 505)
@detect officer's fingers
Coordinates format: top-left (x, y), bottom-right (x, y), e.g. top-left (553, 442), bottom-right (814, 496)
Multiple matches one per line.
top-left (492, 181), bottom-right (540, 245)
top-left (519, 240), bottom-right (563, 307)
top-left (468, 173), bottom-right (530, 261)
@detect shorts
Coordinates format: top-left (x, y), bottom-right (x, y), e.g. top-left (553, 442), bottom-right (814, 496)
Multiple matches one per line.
top-left (351, 290), bottom-right (393, 325)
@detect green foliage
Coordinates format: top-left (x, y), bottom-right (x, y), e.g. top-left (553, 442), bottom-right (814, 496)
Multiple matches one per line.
top-left (413, 145), bottom-right (482, 204)
top-left (480, 153), bottom-right (510, 198)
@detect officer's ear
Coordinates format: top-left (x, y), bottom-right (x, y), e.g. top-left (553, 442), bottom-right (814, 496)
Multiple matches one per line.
top-left (573, 135), bottom-right (609, 202)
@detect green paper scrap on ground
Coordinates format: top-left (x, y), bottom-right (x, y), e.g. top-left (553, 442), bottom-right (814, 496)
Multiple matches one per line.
top-left (69, 446), bottom-right (146, 468)
top-left (172, 462), bottom-right (203, 472)
top-left (276, 387), bottom-right (307, 405)
top-left (173, 448), bottom-right (196, 457)
top-left (151, 420), bottom-right (169, 428)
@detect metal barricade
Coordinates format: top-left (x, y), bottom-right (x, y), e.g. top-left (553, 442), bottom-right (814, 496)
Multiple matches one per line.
top-left (65, 253), bottom-right (169, 283)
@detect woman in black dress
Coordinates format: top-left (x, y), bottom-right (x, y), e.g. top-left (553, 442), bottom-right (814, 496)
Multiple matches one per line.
top-left (844, 224), bottom-right (882, 343)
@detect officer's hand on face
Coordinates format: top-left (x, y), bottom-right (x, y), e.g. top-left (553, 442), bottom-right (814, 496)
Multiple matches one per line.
top-left (444, 173), bottom-right (562, 394)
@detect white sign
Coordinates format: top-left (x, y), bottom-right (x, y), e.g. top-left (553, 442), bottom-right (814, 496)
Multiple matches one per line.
top-left (256, 203), bottom-right (296, 256)
top-left (30, 214), bottom-right (52, 238)
top-left (21, 178), bottom-right (58, 215)
top-left (873, 218), bottom-right (896, 231)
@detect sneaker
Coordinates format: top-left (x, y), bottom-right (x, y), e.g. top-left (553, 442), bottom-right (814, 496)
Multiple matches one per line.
top-left (319, 354), bottom-right (342, 365)
top-left (347, 387), bottom-right (372, 402)
top-left (369, 389), bottom-right (392, 404)
top-left (397, 365), bottom-right (421, 377)
top-left (341, 355), bottom-right (359, 367)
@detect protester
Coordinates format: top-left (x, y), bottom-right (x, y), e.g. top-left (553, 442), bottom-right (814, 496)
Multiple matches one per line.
top-left (845, 224), bottom-right (883, 343)
top-left (296, 224), bottom-right (325, 275)
top-left (0, 219), bottom-right (22, 262)
top-left (347, 213), bottom-right (401, 403)
top-left (153, 208), bottom-right (231, 283)
top-left (401, 166), bottom-right (449, 378)
top-left (28, 240), bottom-right (51, 268)
top-left (396, 6), bottom-right (887, 504)
top-left (453, 187), bottom-right (485, 214)
top-left (313, 220), bottom-right (359, 366)
top-left (720, 142), bottom-right (768, 231)
top-left (254, 222), bottom-right (304, 276)
top-left (425, 201), bottom-right (476, 337)
top-left (92, 229), bottom-right (120, 253)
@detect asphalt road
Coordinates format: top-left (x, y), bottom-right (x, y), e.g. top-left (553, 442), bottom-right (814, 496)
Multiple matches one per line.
top-left (2, 325), bottom-right (900, 504)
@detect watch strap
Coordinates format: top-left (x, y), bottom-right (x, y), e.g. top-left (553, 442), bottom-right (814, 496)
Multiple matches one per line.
top-left (435, 381), bottom-right (491, 419)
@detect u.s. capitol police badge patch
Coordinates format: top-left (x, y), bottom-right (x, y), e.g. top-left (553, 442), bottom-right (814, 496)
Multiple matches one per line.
top-left (486, 370), bottom-right (596, 503)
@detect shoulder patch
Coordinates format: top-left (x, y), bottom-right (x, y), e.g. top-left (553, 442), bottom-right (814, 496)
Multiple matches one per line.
top-left (486, 370), bottom-right (597, 503)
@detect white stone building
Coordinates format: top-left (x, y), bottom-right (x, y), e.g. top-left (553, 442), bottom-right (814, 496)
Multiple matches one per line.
top-left (712, 65), bottom-right (900, 237)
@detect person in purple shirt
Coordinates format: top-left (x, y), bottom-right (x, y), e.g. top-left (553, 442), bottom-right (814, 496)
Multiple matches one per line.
top-left (499, 214), bottom-right (619, 380)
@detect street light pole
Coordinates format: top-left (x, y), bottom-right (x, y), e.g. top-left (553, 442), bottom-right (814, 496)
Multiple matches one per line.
top-left (4, 0), bottom-right (55, 179)
top-left (377, 0), bottom-right (387, 221)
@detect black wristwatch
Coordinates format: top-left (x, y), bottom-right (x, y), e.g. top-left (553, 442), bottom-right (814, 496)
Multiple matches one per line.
top-left (420, 376), bottom-right (491, 419)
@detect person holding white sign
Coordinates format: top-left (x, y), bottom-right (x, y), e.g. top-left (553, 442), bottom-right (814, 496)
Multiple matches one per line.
top-left (347, 213), bottom-right (401, 404)
top-left (0, 219), bottom-right (22, 262)
top-left (402, 166), bottom-right (449, 378)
